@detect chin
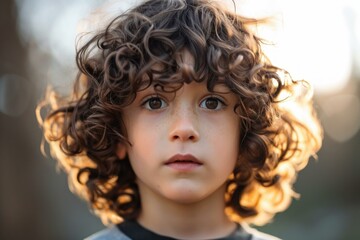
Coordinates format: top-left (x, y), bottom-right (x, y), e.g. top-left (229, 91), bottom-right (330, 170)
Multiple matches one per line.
top-left (163, 188), bottom-right (209, 204)
top-left (167, 195), bottom-right (205, 205)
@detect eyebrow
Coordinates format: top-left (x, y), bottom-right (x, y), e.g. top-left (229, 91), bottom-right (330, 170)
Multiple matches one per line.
top-left (138, 80), bottom-right (152, 91)
top-left (206, 79), bottom-right (233, 93)
top-left (137, 71), bottom-right (233, 94)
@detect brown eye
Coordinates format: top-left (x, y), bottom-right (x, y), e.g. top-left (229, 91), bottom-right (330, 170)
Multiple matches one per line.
top-left (143, 97), bottom-right (167, 110)
top-left (200, 97), bottom-right (225, 110)
top-left (149, 98), bottom-right (162, 109)
top-left (205, 98), bottom-right (218, 109)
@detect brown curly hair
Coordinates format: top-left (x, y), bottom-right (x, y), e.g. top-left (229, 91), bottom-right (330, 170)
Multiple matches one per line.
top-left (37, 0), bottom-right (322, 225)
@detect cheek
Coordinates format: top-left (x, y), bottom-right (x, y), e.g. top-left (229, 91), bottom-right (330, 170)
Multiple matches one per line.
top-left (210, 115), bottom-right (240, 149)
top-left (202, 119), bottom-right (239, 175)
top-left (126, 113), bottom-right (162, 143)
top-left (216, 116), bottom-right (240, 164)
top-left (125, 114), bottom-right (164, 165)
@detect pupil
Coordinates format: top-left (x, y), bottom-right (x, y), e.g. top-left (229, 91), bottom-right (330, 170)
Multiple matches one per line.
top-left (149, 98), bottom-right (162, 109)
top-left (206, 98), bottom-right (218, 109)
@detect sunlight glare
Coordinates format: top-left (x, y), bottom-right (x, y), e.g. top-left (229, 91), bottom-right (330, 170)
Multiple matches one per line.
top-left (264, 0), bottom-right (352, 95)
top-left (226, 0), bottom-right (353, 95)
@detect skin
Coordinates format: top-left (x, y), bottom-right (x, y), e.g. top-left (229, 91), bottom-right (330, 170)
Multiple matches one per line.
top-left (117, 52), bottom-right (241, 239)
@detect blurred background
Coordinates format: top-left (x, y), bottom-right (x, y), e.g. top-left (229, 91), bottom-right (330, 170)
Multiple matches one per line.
top-left (0, 0), bottom-right (359, 239)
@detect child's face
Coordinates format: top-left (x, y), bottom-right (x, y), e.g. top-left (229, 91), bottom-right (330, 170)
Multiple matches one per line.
top-left (119, 54), bottom-right (240, 205)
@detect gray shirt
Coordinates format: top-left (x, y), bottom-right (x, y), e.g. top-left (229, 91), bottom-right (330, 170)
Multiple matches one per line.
top-left (85, 222), bottom-right (281, 240)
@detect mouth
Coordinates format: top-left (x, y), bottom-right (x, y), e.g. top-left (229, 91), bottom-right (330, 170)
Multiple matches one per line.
top-left (165, 154), bottom-right (203, 171)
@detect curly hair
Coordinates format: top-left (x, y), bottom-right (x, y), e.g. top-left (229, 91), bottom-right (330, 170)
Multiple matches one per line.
top-left (37, 0), bottom-right (322, 226)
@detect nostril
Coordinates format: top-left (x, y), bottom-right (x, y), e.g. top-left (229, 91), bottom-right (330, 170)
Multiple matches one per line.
top-left (169, 125), bottom-right (199, 142)
top-left (170, 133), bottom-right (197, 141)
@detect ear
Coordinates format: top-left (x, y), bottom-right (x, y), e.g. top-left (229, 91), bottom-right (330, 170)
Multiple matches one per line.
top-left (116, 143), bottom-right (127, 160)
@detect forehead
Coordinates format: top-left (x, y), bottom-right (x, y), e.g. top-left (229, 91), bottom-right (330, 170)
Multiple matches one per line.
top-left (137, 49), bottom-right (231, 92)
top-left (149, 49), bottom-right (194, 73)
top-left (175, 50), bottom-right (195, 67)
top-left (138, 79), bottom-right (232, 95)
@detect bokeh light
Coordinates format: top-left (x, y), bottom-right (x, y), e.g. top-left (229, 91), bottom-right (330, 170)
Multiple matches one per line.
top-left (1, 0), bottom-right (360, 239)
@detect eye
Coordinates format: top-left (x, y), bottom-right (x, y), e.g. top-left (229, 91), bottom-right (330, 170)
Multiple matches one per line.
top-left (142, 96), bottom-right (168, 110)
top-left (199, 96), bottom-right (226, 110)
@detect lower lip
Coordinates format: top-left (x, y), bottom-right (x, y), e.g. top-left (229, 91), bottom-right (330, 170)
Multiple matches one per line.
top-left (165, 162), bottom-right (202, 171)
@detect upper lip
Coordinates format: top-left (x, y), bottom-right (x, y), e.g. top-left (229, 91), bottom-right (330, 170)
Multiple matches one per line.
top-left (165, 154), bottom-right (203, 165)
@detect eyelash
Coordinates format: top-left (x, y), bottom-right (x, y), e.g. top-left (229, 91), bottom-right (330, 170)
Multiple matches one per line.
top-left (141, 95), bottom-right (168, 110)
top-left (141, 95), bottom-right (227, 111)
top-left (199, 96), bottom-right (227, 110)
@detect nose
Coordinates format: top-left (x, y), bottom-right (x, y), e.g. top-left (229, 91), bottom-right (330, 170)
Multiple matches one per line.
top-left (169, 106), bottom-right (200, 142)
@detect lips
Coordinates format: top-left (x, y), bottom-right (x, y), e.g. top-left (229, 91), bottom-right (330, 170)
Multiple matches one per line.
top-left (165, 154), bottom-right (203, 171)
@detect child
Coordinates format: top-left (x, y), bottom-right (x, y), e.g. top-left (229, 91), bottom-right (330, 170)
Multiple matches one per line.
top-left (38, 0), bottom-right (322, 239)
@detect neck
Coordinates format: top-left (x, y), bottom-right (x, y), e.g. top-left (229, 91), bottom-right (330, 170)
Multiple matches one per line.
top-left (136, 183), bottom-right (236, 240)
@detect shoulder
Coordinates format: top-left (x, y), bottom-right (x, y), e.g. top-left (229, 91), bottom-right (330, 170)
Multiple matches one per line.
top-left (242, 224), bottom-right (282, 240)
top-left (84, 226), bottom-right (131, 240)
